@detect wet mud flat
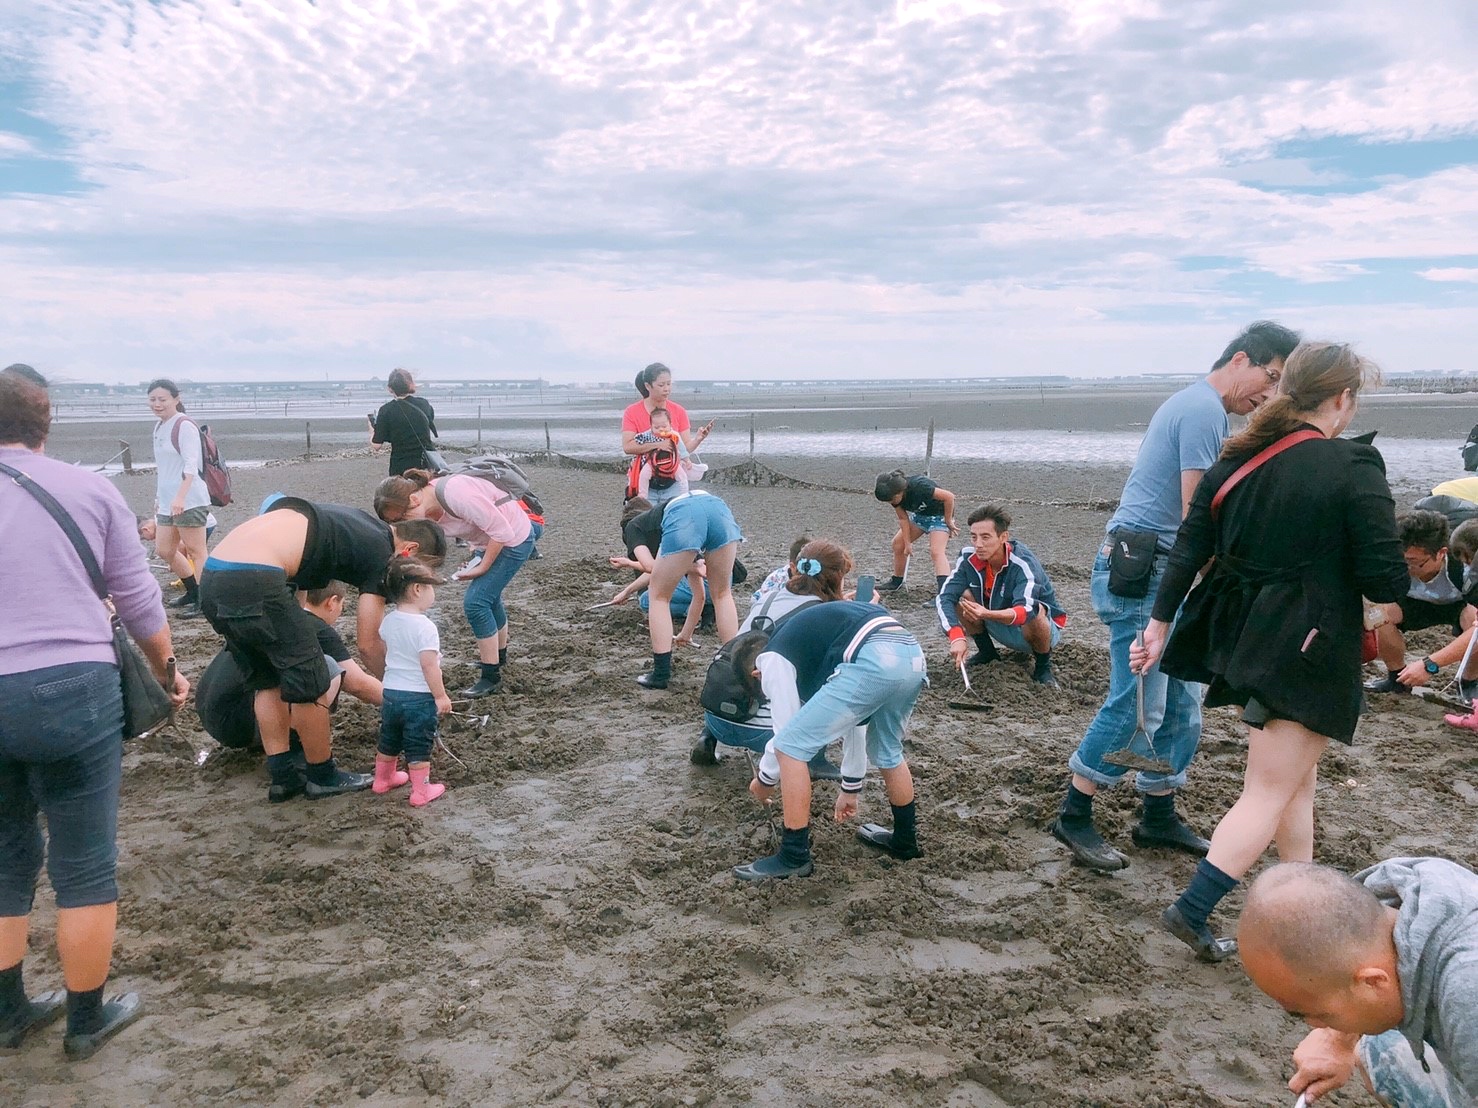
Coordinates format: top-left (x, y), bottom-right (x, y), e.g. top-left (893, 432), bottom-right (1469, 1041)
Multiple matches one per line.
top-left (4, 451), bottom-right (1475, 1107)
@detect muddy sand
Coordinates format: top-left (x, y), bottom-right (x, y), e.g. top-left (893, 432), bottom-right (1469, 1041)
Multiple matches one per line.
top-left (5, 446), bottom-right (1476, 1107)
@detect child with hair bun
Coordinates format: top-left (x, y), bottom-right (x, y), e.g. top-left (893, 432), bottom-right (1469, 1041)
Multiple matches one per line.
top-left (377, 557), bottom-right (452, 807)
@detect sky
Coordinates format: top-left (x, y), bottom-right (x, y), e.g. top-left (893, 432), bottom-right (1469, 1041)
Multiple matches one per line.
top-left (1, 0), bottom-right (1477, 385)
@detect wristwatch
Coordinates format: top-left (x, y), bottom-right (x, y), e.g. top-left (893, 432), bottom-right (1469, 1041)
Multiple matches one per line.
top-left (1424, 657), bottom-right (1440, 675)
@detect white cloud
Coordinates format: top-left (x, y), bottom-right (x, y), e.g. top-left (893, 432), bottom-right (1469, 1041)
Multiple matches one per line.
top-left (1421, 268), bottom-right (1478, 283)
top-left (0, 0), bottom-right (1476, 379)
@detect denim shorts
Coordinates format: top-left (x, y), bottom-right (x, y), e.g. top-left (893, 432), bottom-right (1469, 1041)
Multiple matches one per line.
top-left (772, 635), bottom-right (926, 770)
top-left (0, 662), bottom-right (125, 913)
top-left (657, 493), bottom-right (743, 557)
top-left (906, 511), bottom-right (949, 534)
top-left (988, 613), bottom-right (1063, 654)
top-left (157, 505), bottom-right (211, 529)
top-left (379, 689), bottom-right (439, 763)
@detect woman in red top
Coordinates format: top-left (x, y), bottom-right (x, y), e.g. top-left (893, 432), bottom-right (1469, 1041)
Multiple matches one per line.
top-left (621, 363), bottom-right (712, 501)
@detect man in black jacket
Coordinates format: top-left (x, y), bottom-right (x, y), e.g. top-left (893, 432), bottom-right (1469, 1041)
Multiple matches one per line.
top-left (1367, 510), bottom-right (1478, 694)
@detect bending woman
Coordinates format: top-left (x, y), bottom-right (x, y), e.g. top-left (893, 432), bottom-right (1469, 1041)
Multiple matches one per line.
top-left (375, 469), bottom-right (534, 699)
top-left (1132, 342), bottom-right (1407, 961)
top-left (1, 373), bottom-right (188, 1058)
top-left (619, 491), bottom-right (742, 688)
top-left (201, 498), bottom-right (446, 803)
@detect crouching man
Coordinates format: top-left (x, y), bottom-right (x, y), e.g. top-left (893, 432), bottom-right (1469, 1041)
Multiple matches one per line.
top-left (735, 597), bottom-right (927, 881)
top-left (936, 503), bottom-right (1066, 687)
top-left (1238, 858), bottom-right (1477, 1105)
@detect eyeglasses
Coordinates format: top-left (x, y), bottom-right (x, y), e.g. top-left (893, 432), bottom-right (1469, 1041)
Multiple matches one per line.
top-left (1257, 364), bottom-right (1282, 384)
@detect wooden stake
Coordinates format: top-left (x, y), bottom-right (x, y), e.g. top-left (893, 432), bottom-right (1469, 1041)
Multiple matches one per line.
top-left (119, 440), bottom-right (133, 475)
top-left (924, 419), bottom-right (936, 475)
top-left (305, 421), bottom-right (312, 460)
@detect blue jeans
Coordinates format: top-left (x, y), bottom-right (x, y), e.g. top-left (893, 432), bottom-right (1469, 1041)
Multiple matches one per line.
top-left (0, 662), bottom-right (125, 914)
top-left (772, 636), bottom-right (926, 769)
top-left (1360, 1030), bottom-right (1460, 1106)
top-left (463, 533), bottom-right (535, 639)
top-left (1068, 549), bottom-right (1203, 792)
top-left (379, 689), bottom-right (439, 763)
top-left (704, 710), bottom-right (771, 753)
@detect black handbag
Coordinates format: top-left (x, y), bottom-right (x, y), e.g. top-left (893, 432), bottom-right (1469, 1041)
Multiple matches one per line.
top-left (0, 462), bottom-right (174, 738)
top-left (1106, 527), bottom-right (1160, 599)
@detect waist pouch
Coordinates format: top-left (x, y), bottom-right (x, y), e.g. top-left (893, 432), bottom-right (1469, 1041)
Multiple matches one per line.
top-left (1107, 528), bottom-right (1160, 599)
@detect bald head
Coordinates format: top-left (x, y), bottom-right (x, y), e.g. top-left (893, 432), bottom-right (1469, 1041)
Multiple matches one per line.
top-left (1239, 863), bottom-right (1390, 984)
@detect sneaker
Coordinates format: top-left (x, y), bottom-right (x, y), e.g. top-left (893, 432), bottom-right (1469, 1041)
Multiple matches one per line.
top-left (63, 992), bottom-right (143, 1061)
top-left (303, 770), bottom-right (374, 799)
top-left (874, 578), bottom-right (904, 593)
top-left (1363, 673), bottom-right (1408, 695)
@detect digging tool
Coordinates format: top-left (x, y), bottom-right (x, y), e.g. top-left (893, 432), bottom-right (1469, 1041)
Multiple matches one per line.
top-left (584, 600), bottom-right (619, 612)
top-left (743, 749), bottom-right (779, 852)
top-left (1101, 631), bottom-right (1173, 774)
top-left (947, 657), bottom-right (992, 712)
top-left (1293, 1095), bottom-right (1307, 1108)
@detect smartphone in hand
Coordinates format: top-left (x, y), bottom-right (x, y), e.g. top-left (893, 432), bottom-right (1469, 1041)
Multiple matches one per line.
top-left (856, 574), bottom-right (875, 604)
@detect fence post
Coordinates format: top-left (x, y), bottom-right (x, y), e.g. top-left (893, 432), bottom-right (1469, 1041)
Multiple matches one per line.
top-left (119, 440), bottom-right (133, 475)
top-left (544, 421), bottom-right (551, 454)
top-left (477, 404), bottom-right (482, 448)
top-left (924, 419), bottom-right (935, 475)
top-left (305, 422), bottom-right (312, 461)
top-left (748, 412), bottom-right (756, 460)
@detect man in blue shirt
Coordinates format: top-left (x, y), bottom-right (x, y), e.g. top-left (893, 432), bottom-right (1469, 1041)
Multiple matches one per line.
top-left (1053, 321), bottom-right (1302, 872)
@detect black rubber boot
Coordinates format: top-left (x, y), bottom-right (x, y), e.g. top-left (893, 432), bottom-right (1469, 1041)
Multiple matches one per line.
top-left (1161, 904), bottom-right (1238, 963)
top-left (1133, 793), bottom-right (1210, 856)
top-left (303, 761), bottom-right (373, 800)
top-left (734, 826), bottom-right (814, 881)
top-left (690, 730), bottom-right (719, 766)
top-left (1032, 652), bottom-right (1060, 688)
top-left (63, 992), bottom-right (143, 1061)
top-left (968, 633), bottom-right (999, 667)
top-left (857, 800), bottom-right (921, 860)
top-left (807, 751), bottom-right (842, 782)
top-left (0, 987), bottom-right (65, 1049)
top-left (462, 662), bottom-right (501, 699)
top-left (637, 651), bottom-right (672, 689)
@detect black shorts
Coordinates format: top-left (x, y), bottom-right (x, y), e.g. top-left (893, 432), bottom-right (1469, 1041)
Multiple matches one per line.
top-left (199, 567), bottom-right (332, 704)
top-left (1396, 595), bottom-right (1466, 635)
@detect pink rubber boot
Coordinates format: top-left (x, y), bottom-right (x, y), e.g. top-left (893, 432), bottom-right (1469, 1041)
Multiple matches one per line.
top-left (408, 764), bottom-right (445, 807)
top-left (373, 754), bottom-right (409, 794)
top-left (1444, 711), bottom-right (1478, 732)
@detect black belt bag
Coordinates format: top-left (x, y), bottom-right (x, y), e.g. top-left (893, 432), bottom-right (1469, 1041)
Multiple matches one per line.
top-left (1107, 529), bottom-right (1160, 599)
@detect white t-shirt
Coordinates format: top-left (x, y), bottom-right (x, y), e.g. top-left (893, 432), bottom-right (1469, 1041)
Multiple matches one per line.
top-left (380, 609), bottom-right (441, 693)
top-left (152, 413), bottom-right (211, 513)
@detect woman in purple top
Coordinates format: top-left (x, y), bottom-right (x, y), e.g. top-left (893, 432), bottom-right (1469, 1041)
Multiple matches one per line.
top-left (0, 373), bottom-right (188, 1060)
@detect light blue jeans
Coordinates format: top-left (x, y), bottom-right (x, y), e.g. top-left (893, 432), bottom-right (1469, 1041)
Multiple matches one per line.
top-left (1360, 1030), bottom-right (1461, 1107)
top-left (1068, 548), bottom-right (1203, 792)
top-left (772, 636), bottom-right (926, 770)
top-left (463, 533), bottom-right (535, 639)
top-left (703, 711), bottom-right (771, 754)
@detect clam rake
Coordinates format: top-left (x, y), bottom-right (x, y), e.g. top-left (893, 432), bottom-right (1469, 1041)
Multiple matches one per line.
top-left (1100, 632), bottom-right (1173, 775)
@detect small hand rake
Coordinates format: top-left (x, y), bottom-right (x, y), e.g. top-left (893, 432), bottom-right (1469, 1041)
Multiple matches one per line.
top-left (1101, 631), bottom-right (1173, 775)
top-left (947, 658), bottom-right (992, 712)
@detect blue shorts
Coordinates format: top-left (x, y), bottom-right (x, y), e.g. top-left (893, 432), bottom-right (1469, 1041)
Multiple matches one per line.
top-left (657, 494), bottom-right (743, 557)
top-left (772, 635), bottom-right (926, 770)
top-left (988, 613), bottom-right (1063, 654)
top-left (907, 511), bottom-right (949, 534)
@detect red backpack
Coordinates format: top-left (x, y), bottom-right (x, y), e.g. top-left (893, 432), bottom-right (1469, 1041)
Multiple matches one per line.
top-left (171, 418), bottom-right (233, 507)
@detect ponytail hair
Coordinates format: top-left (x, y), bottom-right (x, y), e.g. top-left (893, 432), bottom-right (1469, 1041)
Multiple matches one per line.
top-left (786, 539), bottom-right (852, 600)
top-left (1220, 341), bottom-right (1380, 460)
top-left (873, 470), bottom-right (908, 502)
top-left (374, 469), bottom-right (436, 520)
top-left (634, 362), bottom-right (670, 399)
top-left (383, 555), bottom-right (441, 603)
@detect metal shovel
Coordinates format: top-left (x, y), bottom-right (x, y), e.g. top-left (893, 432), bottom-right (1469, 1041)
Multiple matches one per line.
top-left (1101, 631), bottom-right (1173, 774)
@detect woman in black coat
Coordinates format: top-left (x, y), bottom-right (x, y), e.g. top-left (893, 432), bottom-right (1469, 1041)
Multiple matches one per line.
top-left (1133, 341), bottom-right (1408, 962)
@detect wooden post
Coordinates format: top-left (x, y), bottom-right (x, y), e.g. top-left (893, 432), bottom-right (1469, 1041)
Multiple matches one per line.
top-left (477, 404), bottom-right (483, 448)
top-left (119, 440), bottom-right (133, 474)
top-left (924, 419), bottom-right (936, 475)
top-left (544, 421), bottom-right (551, 454)
top-left (748, 412), bottom-right (756, 459)
top-left (305, 422), bottom-right (312, 460)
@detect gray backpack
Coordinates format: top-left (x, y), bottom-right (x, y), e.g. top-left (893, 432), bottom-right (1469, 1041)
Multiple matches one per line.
top-left (435, 454), bottom-right (543, 516)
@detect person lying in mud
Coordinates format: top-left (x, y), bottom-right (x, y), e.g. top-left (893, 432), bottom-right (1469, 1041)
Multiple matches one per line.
top-left (194, 581), bottom-right (383, 753)
top-left (615, 492), bottom-right (743, 689)
top-left (735, 585), bottom-right (927, 881)
top-left (199, 497), bottom-right (446, 804)
top-left (936, 503), bottom-right (1066, 688)
top-left (1237, 859), bottom-right (1477, 1106)
top-left (872, 469), bottom-right (957, 594)
top-left (691, 539), bottom-right (846, 782)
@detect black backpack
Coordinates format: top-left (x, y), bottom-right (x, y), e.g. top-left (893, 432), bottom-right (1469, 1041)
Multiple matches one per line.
top-left (699, 592), bottom-right (817, 723)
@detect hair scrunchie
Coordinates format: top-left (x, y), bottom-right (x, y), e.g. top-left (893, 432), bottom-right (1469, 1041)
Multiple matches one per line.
top-left (798, 557), bottom-right (823, 577)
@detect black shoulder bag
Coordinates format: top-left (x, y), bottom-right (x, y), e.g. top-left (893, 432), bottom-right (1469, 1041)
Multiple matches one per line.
top-left (0, 462), bottom-right (174, 738)
top-left (398, 398), bottom-right (448, 474)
